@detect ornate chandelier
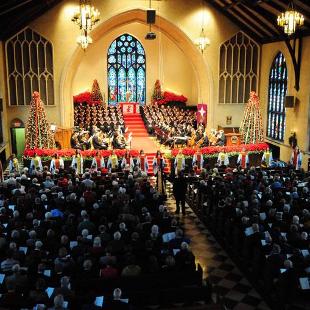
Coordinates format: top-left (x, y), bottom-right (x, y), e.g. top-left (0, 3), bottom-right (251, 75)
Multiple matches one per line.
top-left (71, 0), bottom-right (100, 50)
top-left (195, 28), bottom-right (210, 54)
top-left (76, 31), bottom-right (93, 50)
top-left (277, 1), bottom-right (304, 35)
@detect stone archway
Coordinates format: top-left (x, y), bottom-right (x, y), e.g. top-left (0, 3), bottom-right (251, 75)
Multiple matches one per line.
top-left (60, 9), bottom-right (213, 128)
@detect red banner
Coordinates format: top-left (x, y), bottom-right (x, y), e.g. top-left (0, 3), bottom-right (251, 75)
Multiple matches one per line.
top-left (196, 103), bottom-right (207, 124)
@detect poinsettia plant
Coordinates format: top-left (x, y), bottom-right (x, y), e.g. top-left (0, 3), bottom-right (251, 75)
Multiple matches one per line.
top-left (170, 143), bottom-right (269, 158)
top-left (157, 91), bottom-right (187, 105)
top-left (73, 91), bottom-right (103, 106)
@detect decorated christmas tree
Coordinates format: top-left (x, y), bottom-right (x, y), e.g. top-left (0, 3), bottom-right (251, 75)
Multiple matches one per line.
top-left (152, 79), bottom-right (163, 103)
top-left (91, 79), bottom-right (103, 104)
top-left (25, 91), bottom-right (55, 149)
top-left (240, 91), bottom-right (264, 144)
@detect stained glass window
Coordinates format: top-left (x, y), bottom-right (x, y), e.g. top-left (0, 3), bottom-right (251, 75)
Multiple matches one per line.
top-left (267, 52), bottom-right (287, 141)
top-left (107, 34), bottom-right (146, 105)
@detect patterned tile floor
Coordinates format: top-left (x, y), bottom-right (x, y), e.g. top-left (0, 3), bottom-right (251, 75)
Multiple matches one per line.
top-left (165, 182), bottom-right (271, 310)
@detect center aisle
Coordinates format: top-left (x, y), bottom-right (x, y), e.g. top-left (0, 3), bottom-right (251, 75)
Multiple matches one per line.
top-left (164, 182), bottom-right (270, 310)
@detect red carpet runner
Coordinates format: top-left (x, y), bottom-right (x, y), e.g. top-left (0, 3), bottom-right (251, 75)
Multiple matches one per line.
top-left (123, 114), bottom-right (170, 175)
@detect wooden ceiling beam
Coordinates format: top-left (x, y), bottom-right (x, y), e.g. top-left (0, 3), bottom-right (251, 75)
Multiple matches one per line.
top-left (209, 1), bottom-right (263, 43)
top-left (0, 0), bottom-right (63, 40)
top-left (232, 5), bottom-right (278, 37)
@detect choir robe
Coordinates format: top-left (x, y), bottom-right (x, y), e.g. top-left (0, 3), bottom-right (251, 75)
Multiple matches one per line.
top-left (50, 158), bottom-right (64, 174)
top-left (71, 155), bottom-right (84, 174)
top-left (138, 155), bottom-right (149, 173)
top-left (30, 156), bottom-right (43, 174)
top-left (237, 152), bottom-right (249, 169)
top-left (192, 153), bottom-right (204, 170)
top-left (152, 156), bottom-right (166, 195)
top-left (217, 152), bottom-right (229, 166)
top-left (91, 156), bottom-right (105, 170)
top-left (261, 151), bottom-right (273, 167)
top-left (9, 158), bottom-right (20, 173)
top-left (107, 154), bottom-right (119, 172)
top-left (174, 154), bottom-right (185, 175)
top-left (290, 149), bottom-right (302, 170)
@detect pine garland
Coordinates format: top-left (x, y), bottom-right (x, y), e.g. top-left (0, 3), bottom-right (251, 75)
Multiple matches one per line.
top-left (240, 92), bottom-right (264, 144)
top-left (25, 91), bottom-right (55, 149)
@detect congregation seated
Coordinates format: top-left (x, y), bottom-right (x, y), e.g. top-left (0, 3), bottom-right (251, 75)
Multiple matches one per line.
top-left (0, 165), bottom-right (208, 309)
top-left (188, 166), bottom-right (310, 309)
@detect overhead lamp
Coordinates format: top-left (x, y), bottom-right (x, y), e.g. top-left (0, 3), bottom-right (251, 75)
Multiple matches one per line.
top-left (77, 31), bottom-right (93, 50)
top-left (195, 28), bottom-right (210, 54)
top-left (277, 1), bottom-right (304, 35)
top-left (72, 0), bottom-right (100, 50)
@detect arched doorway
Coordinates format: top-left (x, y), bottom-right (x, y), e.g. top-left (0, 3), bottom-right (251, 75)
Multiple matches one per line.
top-left (107, 33), bottom-right (146, 105)
top-left (10, 118), bottom-right (25, 158)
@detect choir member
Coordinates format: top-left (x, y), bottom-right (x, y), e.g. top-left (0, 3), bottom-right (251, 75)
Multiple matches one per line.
top-left (71, 149), bottom-right (84, 175)
top-left (290, 146), bottom-right (302, 170)
top-left (50, 154), bottom-right (64, 174)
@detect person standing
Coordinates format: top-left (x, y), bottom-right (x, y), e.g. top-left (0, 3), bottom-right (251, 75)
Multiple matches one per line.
top-left (173, 170), bottom-right (187, 215)
top-left (153, 150), bottom-right (166, 195)
top-left (261, 148), bottom-right (273, 168)
top-left (174, 149), bottom-right (185, 176)
top-left (30, 153), bottom-right (43, 174)
top-left (290, 146), bottom-right (302, 170)
top-left (50, 153), bottom-right (64, 174)
top-left (9, 154), bottom-right (20, 173)
top-left (71, 149), bottom-right (84, 175)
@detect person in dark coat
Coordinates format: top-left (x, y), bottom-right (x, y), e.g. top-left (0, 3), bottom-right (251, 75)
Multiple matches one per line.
top-left (173, 170), bottom-right (187, 215)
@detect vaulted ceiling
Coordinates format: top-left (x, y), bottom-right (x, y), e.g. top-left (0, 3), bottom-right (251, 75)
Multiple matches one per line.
top-left (0, 0), bottom-right (309, 44)
top-left (208, 0), bottom-right (310, 44)
top-left (0, 0), bottom-right (62, 40)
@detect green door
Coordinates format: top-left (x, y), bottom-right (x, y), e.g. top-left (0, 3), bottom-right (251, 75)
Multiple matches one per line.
top-left (11, 128), bottom-right (25, 159)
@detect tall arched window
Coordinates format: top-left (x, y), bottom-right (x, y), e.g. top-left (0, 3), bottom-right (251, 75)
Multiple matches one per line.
top-left (267, 52), bottom-right (287, 141)
top-left (6, 27), bottom-right (54, 106)
top-left (107, 34), bottom-right (146, 105)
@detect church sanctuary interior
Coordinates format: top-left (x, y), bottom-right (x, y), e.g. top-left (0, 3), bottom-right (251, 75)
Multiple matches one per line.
top-left (1, 0), bottom-right (310, 309)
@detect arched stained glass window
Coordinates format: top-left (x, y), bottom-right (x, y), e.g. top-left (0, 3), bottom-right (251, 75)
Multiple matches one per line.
top-left (267, 52), bottom-right (287, 141)
top-left (107, 34), bottom-right (146, 105)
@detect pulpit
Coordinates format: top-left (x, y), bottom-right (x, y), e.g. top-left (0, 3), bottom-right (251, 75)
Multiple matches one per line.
top-left (120, 102), bottom-right (140, 114)
top-left (225, 133), bottom-right (242, 146)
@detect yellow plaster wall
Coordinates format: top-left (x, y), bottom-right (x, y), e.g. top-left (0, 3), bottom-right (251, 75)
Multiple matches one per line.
top-left (72, 22), bottom-right (197, 108)
top-left (0, 0), bottom-right (240, 134)
top-left (259, 38), bottom-right (310, 169)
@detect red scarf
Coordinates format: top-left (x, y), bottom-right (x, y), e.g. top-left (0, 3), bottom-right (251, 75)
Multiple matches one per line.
top-left (96, 157), bottom-right (101, 168)
top-left (140, 156), bottom-right (145, 171)
top-left (241, 153), bottom-right (246, 168)
top-left (55, 159), bottom-right (60, 169)
top-left (157, 156), bottom-right (161, 167)
top-left (197, 154), bottom-right (201, 168)
top-left (293, 151), bottom-right (298, 167)
top-left (126, 156), bottom-right (131, 165)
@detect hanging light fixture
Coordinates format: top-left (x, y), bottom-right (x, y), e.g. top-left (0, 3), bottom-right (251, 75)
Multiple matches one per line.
top-left (72, 0), bottom-right (100, 49)
top-left (277, 1), bottom-right (304, 35)
top-left (195, 1), bottom-right (210, 54)
top-left (76, 31), bottom-right (93, 50)
top-left (195, 28), bottom-right (210, 54)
